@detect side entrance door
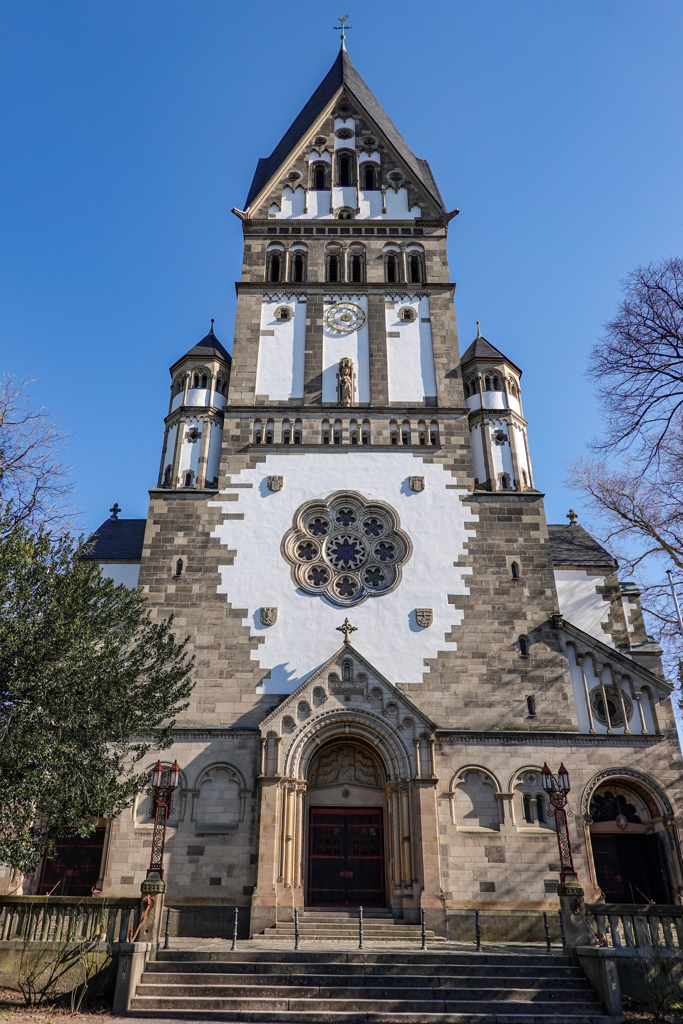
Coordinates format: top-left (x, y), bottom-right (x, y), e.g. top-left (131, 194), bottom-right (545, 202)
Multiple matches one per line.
top-left (308, 808), bottom-right (384, 906)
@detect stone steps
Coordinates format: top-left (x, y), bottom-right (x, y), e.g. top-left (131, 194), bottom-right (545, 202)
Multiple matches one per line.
top-left (130, 949), bottom-right (611, 1022)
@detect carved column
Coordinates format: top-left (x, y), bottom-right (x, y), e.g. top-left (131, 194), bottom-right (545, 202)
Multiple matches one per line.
top-left (577, 655), bottom-right (596, 734)
top-left (196, 415), bottom-right (212, 489)
top-left (250, 778), bottom-right (281, 936)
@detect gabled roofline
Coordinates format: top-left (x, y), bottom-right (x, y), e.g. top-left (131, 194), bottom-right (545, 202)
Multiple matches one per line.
top-left (244, 49), bottom-right (446, 217)
top-left (259, 642), bottom-right (437, 731)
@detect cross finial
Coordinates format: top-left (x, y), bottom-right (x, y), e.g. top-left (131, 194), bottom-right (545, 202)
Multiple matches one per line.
top-left (336, 617), bottom-right (358, 644)
top-left (566, 508), bottom-right (578, 526)
top-left (109, 502), bottom-right (121, 520)
top-left (334, 14), bottom-right (352, 50)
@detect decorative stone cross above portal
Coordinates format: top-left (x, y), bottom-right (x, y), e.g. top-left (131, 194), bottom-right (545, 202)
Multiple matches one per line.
top-left (336, 617), bottom-right (358, 644)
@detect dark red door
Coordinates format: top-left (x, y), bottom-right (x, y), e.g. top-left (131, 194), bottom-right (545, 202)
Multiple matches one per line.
top-left (37, 828), bottom-right (106, 896)
top-left (308, 808), bottom-right (384, 906)
top-left (591, 834), bottom-right (669, 904)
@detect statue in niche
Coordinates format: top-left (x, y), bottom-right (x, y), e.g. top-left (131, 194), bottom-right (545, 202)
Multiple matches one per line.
top-left (338, 357), bottom-right (354, 406)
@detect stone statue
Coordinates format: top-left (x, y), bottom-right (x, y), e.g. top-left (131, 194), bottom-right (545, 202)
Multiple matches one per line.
top-left (339, 357), bottom-right (354, 406)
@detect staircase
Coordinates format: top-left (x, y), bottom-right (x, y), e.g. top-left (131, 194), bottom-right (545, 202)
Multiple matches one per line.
top-left (257, 908), bottom-right (446, 944)
top-left (129, 948), bottom-right (613, 1022)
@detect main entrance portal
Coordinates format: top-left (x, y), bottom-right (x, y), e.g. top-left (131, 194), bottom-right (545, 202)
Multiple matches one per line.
top-left (308, 808), bottom-right (384, 906)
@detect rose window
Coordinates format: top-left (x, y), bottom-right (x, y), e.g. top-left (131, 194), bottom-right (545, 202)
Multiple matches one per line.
top-left (282, 491), bottom-right (411, 606)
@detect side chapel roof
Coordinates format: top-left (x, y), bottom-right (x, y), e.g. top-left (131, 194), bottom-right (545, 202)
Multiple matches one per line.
top-left (547, 525), bottom-right (618, 569)
top-left (245, 48), bottom-right (445, 213)
top-left (81, 517), bottom-right (147, 561)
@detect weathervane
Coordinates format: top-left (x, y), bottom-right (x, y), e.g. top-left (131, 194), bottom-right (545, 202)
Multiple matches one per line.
top-left (336, 617), bottom-right (358, 644)
top-left (334, 14), bottom-right (352, 50)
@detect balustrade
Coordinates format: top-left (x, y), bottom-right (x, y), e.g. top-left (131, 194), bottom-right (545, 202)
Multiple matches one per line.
top-left (585, 902), bottom-right (683, 951)
top-left (0, 896), bottom-right (140, 946)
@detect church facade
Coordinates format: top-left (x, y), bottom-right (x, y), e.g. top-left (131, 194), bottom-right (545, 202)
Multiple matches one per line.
top-left (11, 48), bottom-right (683, 935)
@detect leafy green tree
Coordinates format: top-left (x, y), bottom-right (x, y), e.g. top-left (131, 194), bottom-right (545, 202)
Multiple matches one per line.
top-left (0, 506), bottom-right (194, 873)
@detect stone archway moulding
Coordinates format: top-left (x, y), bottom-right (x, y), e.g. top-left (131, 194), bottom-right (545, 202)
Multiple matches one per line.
top-left (581, 766), bottom-right (675, 821)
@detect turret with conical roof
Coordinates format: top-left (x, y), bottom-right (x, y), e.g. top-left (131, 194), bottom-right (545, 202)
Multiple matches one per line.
top-left (158, 321), bottom-right (231, 490)
top-left (460, 323), bottom-right (534, 492)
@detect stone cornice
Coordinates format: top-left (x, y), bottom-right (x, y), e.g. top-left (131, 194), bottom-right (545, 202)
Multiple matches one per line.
top-left (235, 281), bottom-right (456, 297)
top-left (434, 729), bottom-right (662, 746)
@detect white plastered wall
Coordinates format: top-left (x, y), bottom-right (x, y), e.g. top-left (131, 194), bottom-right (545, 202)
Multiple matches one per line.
top-left (178, 418), bottom-right (203, 481)
top-left (210, 452), bottom-right (477, 692)
top-left (255, 298), bottom-right (306, 401)
top-left (554, 569), bottom-right (613, 646)
top-left (487, 420), bottom-right (515, 484)
top-left (322, 295), bottom-right (369, 403)
top-left (206, 420), bottom-right (223, 485)
top-left (385, 297), bottom-right (437, 403)
top-left (162, 422), bottom-right (178, 482)
top-left (470, 424), bottom-right (486, 485)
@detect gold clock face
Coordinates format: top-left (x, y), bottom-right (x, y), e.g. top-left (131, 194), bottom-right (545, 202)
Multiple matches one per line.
top-left (325, 301), bottom-right (366, 335)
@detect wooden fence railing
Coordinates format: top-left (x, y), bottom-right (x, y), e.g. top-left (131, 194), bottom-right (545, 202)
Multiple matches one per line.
top-left (585, 903), bottom-right (683, 951)
top-left (0, 896), bottom-right (140, 946)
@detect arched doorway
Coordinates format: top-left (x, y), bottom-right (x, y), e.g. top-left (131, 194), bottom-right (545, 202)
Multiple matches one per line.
top-left (305, 740), bottom-right (386, 907)
top-left (587, 779), bottom-right (677, 903)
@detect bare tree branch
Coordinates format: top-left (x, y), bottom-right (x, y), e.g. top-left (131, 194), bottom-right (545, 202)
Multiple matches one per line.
top-left (0, 374), bottom-right (79, 532)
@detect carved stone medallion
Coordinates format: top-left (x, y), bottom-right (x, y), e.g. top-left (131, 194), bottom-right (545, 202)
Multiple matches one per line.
top-left (409, 476), bottom-right (425, 492)
top-left (260, 607), bottom-right (278, 627)
top-left (416, 608), bottom-right (433, 628)
top-left (267, 476), bottom-right (284, 492)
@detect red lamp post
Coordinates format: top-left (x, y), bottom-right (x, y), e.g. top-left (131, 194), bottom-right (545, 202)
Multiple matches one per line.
top-left (147, 760), bottom-right (181, 880)
top-left (541, 762), bottom-right (577, 883)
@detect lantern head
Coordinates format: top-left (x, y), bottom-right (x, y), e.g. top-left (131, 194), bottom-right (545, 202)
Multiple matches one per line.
top-left (541, 763), bottom-right (553, 792)
top-left (151, 760), bottom-right (164, 788)
top-left (558, 763), bottom-right (570, 794)
top-left (169, 760), bottom-right (181, 790)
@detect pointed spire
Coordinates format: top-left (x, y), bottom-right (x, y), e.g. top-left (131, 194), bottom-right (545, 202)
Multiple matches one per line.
top-left (209, 318), bottom-right (215, 336)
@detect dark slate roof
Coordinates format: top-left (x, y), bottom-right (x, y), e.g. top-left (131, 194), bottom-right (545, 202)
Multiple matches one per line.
top-left (81, 518), bottom-right (146, 561)
top-left (548, 525), bottom-right (618, 569)
top-left (460, 332), bottom-right (522, 375)
top-left (171, 323), bottom-right (231, 371)
top-left (245, 48), bottom-right (445, 213)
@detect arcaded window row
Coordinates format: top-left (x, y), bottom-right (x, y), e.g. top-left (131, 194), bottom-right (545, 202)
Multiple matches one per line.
top-left (266, 243), bottom-right (426, 285)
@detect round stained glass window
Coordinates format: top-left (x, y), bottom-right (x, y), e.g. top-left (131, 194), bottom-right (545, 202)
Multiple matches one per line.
top-left (282, 491), bottom-right (411, 606)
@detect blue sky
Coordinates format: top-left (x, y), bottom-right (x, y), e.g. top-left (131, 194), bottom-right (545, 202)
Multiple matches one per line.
top-left (2, 1), bottom-right (682, 535)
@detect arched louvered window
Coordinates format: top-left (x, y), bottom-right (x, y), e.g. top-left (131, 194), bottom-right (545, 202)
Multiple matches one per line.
top-left (338, 153), bottom-right (352, 187)
top-left (313, 163), bottom-right (327, 190)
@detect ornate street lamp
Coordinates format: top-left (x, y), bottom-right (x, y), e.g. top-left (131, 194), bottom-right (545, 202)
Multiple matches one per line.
top-left (147, 760), bottom-right (181, 880)
top-left (541, 762), bottom-right (577, 882)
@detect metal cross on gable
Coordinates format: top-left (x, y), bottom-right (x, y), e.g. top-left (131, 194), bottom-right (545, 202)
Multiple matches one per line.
top-left (334, 14), bottom-right (352, 49)
top-left (336, 617), bottom-right (358, 644)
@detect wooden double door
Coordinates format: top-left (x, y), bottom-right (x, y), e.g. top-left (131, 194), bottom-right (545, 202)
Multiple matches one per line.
top-left (308, 807), bottom-right (385, 906)
top-left (591, 833), bottom-right (670, 904)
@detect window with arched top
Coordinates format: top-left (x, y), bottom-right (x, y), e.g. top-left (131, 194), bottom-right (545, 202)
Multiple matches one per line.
top-left (291, 250), bottom-right (307, 283)
top-left (526, 694), bottom-right (536, 716)
top-left (401, 420), bottom-right (410, 446)
top-left (390, 421), bottom-right (398, 446)
top-left (184, 471), bottom-right (193, 487)
top-left (362, 163), bottom-right (379, 190)
top-left (338, 152), bottom-right (353, 187)
top-left (362, 421), bottom-right (371, 446)
top-left (500, 474), bottom-right (511, 490)
top-left (337, 208), bottom-right (354, 220)
top-left (293, 419), bottom-right (302, 445)
top-left (519, 636), bottom-right (529, 658)
top-left (511, 561), bottom-right (520, 580)
top-left (326, 248), bottom-right (342, 283)
top-left (523, 794), bottom-right (533, 824)
top-left (266, 247), bottom-right (284, 283)
top-left (312, 163), bottom-right (328, 190)
top-left (195, 765), bottom-right (244, 830)
top-left (385, 253), bottom-right (399, 284)
top-left (430, 421), bottom-right (439, 446)
top-left (275, 306), bottom-right (292, 322)
top-left (408, 252), bottom-right (424, 283)
top-left (163, 465), bottom-right (172, 486)
top-left (175, 558), bottom-right (183, 577)
top-left (342, 660), bottom-right (352, 681)
top-left (349, 248), bottom-right (365, 283)
top-left (322, 419), bottom-right (330, 445)
top-left (282, 419), bottom-right (291, 445)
